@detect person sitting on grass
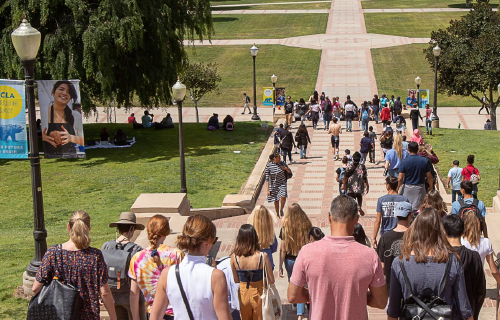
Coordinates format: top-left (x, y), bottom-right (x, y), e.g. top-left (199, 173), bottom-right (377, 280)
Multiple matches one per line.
top-left (114, 129), bottom-right (128, 146)
top-left (141, 111), bottom-right (156, 128)
top-left (223, 115), bottom-right (234, 131)
top-left (160, 114), bottom-right (174, 129)
top-left (207, 113), bottom-right (220, 131)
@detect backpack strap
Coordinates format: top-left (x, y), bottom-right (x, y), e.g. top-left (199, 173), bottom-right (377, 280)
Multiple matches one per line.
top-left (439, 254), bottom-right (453, 297)
top-left (471, 198), bottom-right (480, 208)
top-left (399, 260), bottom-right (415, 297)
top-left (176, 265), bottom-right (195, 320)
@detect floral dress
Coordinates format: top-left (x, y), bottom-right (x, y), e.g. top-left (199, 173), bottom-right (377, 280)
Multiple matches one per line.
top-left (345, 163), bottom-right (367, 194)
top-left (36, 245), bottom-right (108, 320)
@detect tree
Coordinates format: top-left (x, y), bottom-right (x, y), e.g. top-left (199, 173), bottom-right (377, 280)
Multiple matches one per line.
top-left (181, 62), bottom-right (221, 123)
top-left (424, 1), bottom-right (499, 129)
top-left (0, 0), bottom-right (213, 113)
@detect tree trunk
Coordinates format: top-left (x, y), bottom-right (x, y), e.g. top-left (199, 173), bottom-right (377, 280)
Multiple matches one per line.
top-left (489, 88), bottom-right (497, 130)
top-left (491, 104), bottom-right (497, 130)
top-left (194, 100), bottom-right (200, 123)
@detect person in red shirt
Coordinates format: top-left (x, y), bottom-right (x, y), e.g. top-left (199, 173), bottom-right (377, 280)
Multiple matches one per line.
top-left (128, 113), bottom-right (136, 124)
top-left (380, 105), bottom-right (391, 128)
top-left (461, 154), bottom-right (481, 199)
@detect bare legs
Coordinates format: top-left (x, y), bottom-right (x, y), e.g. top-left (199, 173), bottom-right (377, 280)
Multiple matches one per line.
top-left (273, 197), bottom-right (287, 218)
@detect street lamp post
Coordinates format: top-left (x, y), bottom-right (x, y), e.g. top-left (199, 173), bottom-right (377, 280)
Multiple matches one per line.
top-left (250, 45), bottom-right (260, 121)
top-left (497, 84), bottom-right (500, 190)
top-left (271, 74), bottom-right (277, 114)
top-left (432, 44), bottom-right (441, 123)
top-left (172, 79), bottom-right (187, 193)
top-left (415, 76), bottom-right (422, 127)
top-left (11, 18), bottom-right (45, 292)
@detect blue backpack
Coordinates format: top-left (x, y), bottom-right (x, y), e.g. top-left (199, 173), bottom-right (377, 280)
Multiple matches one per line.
top-left (362, 109), bottom-right (369, 120)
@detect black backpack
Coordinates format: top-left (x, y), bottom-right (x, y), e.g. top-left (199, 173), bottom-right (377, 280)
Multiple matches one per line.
top-left (458, 199), bottom-right (484, 231)
top-left (400, 255), bottom-right (453, 320)
top-left (102, 241), bottom-right (139, 294)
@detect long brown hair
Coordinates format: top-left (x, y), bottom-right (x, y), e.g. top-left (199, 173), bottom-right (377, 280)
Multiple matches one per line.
top-left (69, 210), bottom-right (91, 249)
top-left (233, 224), bottom-right (261, 257)
top-left (147, 215), bottom-right (170, 266)
top-left (400, 208), bottom-right (455, 263)
top-left (419, 190), bottom-right (448, 217)
top-left (248, 205), bottom-right (275, 249)
top-left (282, 203), bottom-right (312, 256)
top-left (177, 214), bottom-right (216, 252)
top-left (462, 210), bottom-right (481, 247)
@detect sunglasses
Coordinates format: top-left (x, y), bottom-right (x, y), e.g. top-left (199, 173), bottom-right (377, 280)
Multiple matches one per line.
top-left (212, 237), bottom-right (218, 244)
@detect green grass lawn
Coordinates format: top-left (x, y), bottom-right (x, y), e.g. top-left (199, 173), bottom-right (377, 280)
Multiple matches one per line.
top-left (0, 122), bottom-right (270, 319)
top-left (213, 14), bottom-right (328, 39)
top-left (423, 128), bottom-right (499, 207)
top-left (184, 45), bottom-right (321, 108)
top-left (362, 0), bottom-right (498, 9)
top-left (212, 0), bottom-right (328, 5)
top-left (364, 12), bottom-right (465, 38)
top-left (371, 44), bottom-right (479, 107)
top-left (213, 2), bottom-right (331, 10)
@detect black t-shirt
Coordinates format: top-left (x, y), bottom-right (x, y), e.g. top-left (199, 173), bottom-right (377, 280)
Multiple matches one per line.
top-left (410, 109), bottom-right (420, 120)
top-left (285, 102), bottom-right (294, 113)
top-left (100, 132), bottom-right (109, 141)
top-left (377, 230), bottom-right (405, 289)
top-left (453, 246), bottom-right (486, 314)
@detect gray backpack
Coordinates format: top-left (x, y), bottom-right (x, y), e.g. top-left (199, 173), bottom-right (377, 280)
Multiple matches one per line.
top-left (102, 241), bottom-right (140, 294)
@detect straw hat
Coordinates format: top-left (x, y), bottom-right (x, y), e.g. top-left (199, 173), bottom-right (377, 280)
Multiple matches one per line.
top-left (109, 212), bottom-right (145, 230)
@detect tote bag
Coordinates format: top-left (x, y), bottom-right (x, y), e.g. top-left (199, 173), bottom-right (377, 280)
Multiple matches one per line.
top-left (261, 253), bottom-right (282, 320)
top-left (27, 245), bottom-right (82, 320)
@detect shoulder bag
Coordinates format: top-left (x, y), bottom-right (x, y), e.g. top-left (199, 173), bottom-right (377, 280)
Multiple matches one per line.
top-left (27, 244), bottom-right (82, 320)
top-left (176, 264), bottom-right (195, 320)
top-left (261, 252), bottom-right (282, 320)
top-left (399, 255), bottom-right (453, 320)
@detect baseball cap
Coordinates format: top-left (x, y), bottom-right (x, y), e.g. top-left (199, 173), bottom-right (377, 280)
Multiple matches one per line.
top-left (394, 202), bottom-right (412, 218)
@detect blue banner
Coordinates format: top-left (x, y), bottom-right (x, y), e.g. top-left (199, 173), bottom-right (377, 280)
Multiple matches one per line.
top-left (0, 80), bottom-right (27, 159)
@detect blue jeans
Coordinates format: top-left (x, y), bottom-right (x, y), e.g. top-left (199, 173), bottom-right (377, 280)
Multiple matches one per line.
top-left (360, 152), bottom-right (368, 164)
top-left (284, 258), bottom-right (305, 316)
top-left (387, 168), bottom-right (399, 178)
top-left (282, 148), bottom-right (292, 163)
top-left (374, 113), bottom-right (379, 123)
top-left (426, 119), bottom-right (432, 134)
top-left (451, 189), bottom-right (462, 203)
top-left (299, 145), bottom-right (307, 158)
top-left (362, 119), bottom-right (369, 132)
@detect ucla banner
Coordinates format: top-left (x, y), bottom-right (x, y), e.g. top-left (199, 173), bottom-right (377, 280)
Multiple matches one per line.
top-left (0, 80), bottom-right (28, 159)
top-left (37, 80), bottom-right (85, 159)
top-left (407, 89), bottom-right (430, 108)
top-left (263, 87), bottom-right (273, 106)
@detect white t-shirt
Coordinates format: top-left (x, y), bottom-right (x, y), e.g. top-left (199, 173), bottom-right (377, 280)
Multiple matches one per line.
top-left (311, 104), bottom-right (321, 113)
top-left (461, 237), bottom-right (493, 265)
top-left (344, 103), bottom-right (354, 112)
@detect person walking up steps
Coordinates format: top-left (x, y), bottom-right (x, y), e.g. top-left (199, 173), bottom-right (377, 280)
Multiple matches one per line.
top-left (242, 93), bottom-right (252, 114)
top-left (295, 124), bottom-right (311, 160)
top-left (368, 126), bottom-right (377, 163)
top-left (328, 117), bottom-right (342, 160)
top-left (342, 152), bottom-right (369, 216)
top-left (288, 195), bottom-right (387, 320)
top-left (359, 132), bottom-right (373, 165)
top-left (344, 95), bottom-right (356, 132)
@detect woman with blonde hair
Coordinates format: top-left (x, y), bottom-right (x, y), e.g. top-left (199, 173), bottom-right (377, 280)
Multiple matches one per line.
top-left (387, 208), bottom-right (473, 320)
top-left (418, 189), bottom-right (447, 217)
top-left (279, 203), bottom-right (312, 320)
top-left (384, 133), bottom-right (408, 178)
top-left (150, 214), bottom-right (231, 320)
top-left (248, 205), bottom-right (278, 269)
top-left (129, 215), bottom-right (184, 320)
top-left (33, 210), bottom-right (117, 320)
top-left (461, 210), bottom-right (500, 283)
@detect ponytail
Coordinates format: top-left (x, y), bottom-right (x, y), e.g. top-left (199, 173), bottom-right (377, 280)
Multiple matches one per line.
top-left (146, 215), bottom-right (170, 267)
top-left (69, 210), bottom-right (91, 249)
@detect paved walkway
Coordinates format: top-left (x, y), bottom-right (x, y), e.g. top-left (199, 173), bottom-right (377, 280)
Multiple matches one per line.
top-left (212, 9), bottom-right (329, 14)
top-left (211, 1), bottom-right (331, 8)
top-left (364, 8), bottom-right (498, 13)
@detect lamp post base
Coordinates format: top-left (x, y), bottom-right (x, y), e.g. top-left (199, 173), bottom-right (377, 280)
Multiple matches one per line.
top-left (431, 119), bottom-right (440, 129)
top-left (251, 106), bottom-right (261, 121)
top-left (22, 271), bottom-right (35, 296)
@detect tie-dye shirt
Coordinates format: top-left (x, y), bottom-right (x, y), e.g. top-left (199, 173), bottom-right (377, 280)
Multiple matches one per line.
top-left (128, 244), bottom-right (184, 315)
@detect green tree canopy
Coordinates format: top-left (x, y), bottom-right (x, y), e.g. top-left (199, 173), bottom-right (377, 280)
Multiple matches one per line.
top-left (424, 1), bottom-right (499, 129)
top-left (0, 0), bottom-right (213, 113)
top-left (181, 62), bottom-right (221, 123)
